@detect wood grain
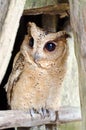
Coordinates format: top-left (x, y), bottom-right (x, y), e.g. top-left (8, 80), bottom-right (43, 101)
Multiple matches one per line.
top-left (69, 0), bottom-right (86, 129)
top-left (24, 4), bottom-right (69, 15)
top-left (0, 107), bottom-right (81, 129)
top-left (0, 0), bottom-right (26, 84)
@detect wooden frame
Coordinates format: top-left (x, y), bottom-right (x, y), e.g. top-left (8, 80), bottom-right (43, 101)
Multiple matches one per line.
top-left (0, 0), bottom-right (84, 129)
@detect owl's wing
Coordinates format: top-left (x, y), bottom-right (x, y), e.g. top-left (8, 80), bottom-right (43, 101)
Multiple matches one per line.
top-left (5, 52), bottom-right (25, 105)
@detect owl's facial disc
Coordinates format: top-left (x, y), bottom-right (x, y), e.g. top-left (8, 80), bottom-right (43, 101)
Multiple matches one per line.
top-left (27, 36), bottom-right (57, 68)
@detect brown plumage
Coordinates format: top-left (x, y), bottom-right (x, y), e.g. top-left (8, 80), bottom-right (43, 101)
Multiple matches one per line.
top-left (5, 22), bottom-right (68, 114)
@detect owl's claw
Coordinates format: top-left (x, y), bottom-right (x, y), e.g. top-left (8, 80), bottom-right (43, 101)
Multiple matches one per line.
top-left (29, 108), bottom-right (37, 119)
top-left (39, 108), bottom-right (57, 121)
top-left (29, 108), bottom-right (57, 121)
top-left (38, 108), bottom-right (49, 119)
top-left (43, 108), bottom-right (50, 117)
top-left (29, 108), bottom-right (48, 119)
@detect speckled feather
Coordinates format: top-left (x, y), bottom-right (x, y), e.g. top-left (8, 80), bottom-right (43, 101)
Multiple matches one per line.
top-left (5, 22), bottom-right (68, 111)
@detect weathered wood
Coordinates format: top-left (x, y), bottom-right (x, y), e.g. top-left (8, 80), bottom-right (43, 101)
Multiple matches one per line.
top-left (0, 0), bottom-right (10, 33)
top-left (42, 15), bottom-right (57, 32)
top-left (24, 4), bottom-right (69, 15)
top-left (69, 0), bottom-right (86, 130)
top-left (42, 1), bottom-right (58, 33)
top-left (0, 107), bottom-right (81, 129)
top-left (25, 0), bottom-right (57, 9)
top-left (0, 0), bottom-right (26, 84)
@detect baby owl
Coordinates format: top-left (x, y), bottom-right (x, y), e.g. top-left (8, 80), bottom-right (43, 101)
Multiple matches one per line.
top-left (5, 22), bottom-right (68, 115)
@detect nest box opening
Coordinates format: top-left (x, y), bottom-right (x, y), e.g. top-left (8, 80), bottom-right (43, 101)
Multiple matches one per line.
top-left (0, 11), bottom-right (69, 111)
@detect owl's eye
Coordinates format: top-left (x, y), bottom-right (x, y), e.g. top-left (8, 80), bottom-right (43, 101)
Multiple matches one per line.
top-left (29, 37), bottom-right (34, 48)
top-left (44, 42), bottom-right (56, 52)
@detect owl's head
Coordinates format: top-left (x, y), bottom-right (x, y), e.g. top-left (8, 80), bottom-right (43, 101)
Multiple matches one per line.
top-left (21, 22), bottom-right (69, 69)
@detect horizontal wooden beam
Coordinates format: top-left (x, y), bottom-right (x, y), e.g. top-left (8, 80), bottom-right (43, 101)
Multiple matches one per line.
top-left (23, 3), bottom-right (69, 15)
top-left (0, 107), bottom-right (81, 129)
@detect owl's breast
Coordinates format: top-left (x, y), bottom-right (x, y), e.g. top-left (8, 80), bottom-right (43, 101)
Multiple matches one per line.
top-left (10, 62), bottom-right (65, 110)
top-left (10, 62), bottom-right (50, 110)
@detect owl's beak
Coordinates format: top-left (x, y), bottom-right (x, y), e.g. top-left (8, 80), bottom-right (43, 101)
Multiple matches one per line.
top-left (33, 52), bottom-right (40, 62)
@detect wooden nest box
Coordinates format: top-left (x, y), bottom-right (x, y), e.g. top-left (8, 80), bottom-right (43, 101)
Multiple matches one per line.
top-left (1, 0), bottom-right (86, 129)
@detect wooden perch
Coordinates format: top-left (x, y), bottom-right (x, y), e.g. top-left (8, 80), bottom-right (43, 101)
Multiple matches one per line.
top-left (0, 107), bottom-right (81, 129)
top-left (24, 3), bottom-right (69, 15)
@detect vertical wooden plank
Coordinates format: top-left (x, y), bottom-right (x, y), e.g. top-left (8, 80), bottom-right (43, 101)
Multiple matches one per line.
top-left (0, 0), bottom-right (10, 33)
top-left (42, 1), bottom-right (58, 32)
top-left (69, 0), bottom-right (86, 129)
top-left (0, 0), bottom-right (26, 84)
top-left (42, 15), bottom-right (57, 32)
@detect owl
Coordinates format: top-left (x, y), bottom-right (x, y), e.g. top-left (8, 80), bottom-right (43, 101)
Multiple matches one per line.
top-left (5, 22), bottom-right (68, 117)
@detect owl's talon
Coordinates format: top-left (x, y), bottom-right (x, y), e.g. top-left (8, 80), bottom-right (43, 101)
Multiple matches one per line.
top-left (38, 108), bottom-right (49, 118)
top-left (43, 108), bottom-right (49, 117)
top-left (29, 108), bottom-right (37, 119)
top-left (38, 108), bottom-right (44, 118)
